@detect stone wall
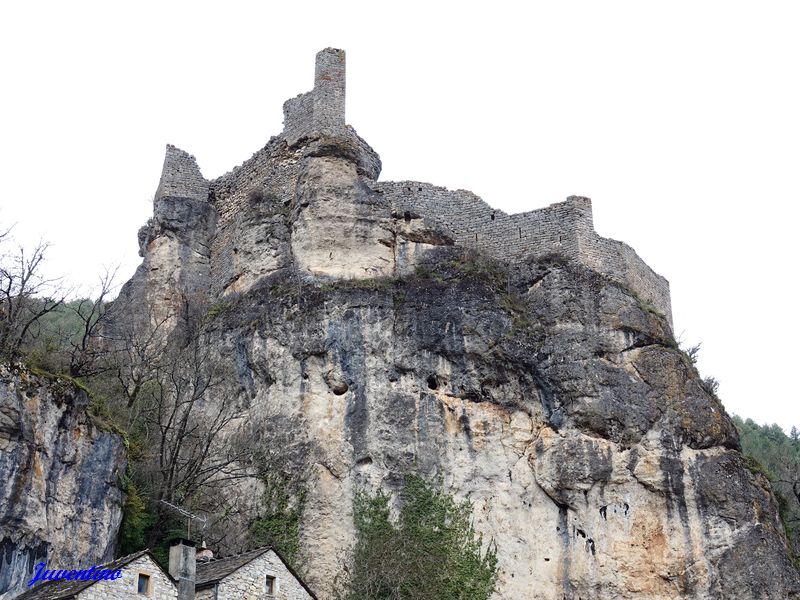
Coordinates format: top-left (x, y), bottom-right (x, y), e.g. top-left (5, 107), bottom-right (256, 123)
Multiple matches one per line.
top-left (579, 231), bottom-right (672, 323)
top-left (377, 182), bottom-right (672, 325)
top-left (196, 550), bottom-right (313, 600)
top-left (376, 182), bottom-right (586, 258)
top-left (283, 48), bottom-right (346, 146)
top-left (77, 555), bottom-right (176, 600)
top-left (283, 93), bottom-right (314, 147)
top-left (155, 145), bottom-right (208, 202)
top-left (207, 138), bottom-right (302, 295)
top-left (313, 48), bottom-right (346, 135)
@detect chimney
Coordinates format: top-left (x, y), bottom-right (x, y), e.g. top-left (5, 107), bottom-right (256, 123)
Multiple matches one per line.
top-left (196, 540), bottom-right (213, 562)
top-left (169, 538), bottom-right (196, 600)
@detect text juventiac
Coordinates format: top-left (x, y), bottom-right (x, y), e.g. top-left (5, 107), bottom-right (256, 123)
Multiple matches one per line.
top-left (28, 563), bottom-right (123, 587)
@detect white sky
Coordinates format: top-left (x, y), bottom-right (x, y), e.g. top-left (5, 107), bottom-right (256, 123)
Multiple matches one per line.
top-left (1, 1), bottom-right (798, 431)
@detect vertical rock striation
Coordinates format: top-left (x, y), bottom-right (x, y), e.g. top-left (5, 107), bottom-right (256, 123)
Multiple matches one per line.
top-left (202, 256), bottom-right (800, 599)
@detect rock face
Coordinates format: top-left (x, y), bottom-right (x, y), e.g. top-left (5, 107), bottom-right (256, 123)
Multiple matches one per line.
top-left (292, 155), bottom-right (394, 279)
top-left (205, 259), bottom-right (798, 599)
top-left (118, 48), bottom-right (799, 599)
top-left (119, 144), bottom-right (216, 330)
top-left (0, 366), bottom-right (127, 600)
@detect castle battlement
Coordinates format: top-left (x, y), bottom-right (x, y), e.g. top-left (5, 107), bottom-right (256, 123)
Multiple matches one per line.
top-left (376, 182), bottom-right (671, 324)
top-left (146, 48), bottom-right (672, 329)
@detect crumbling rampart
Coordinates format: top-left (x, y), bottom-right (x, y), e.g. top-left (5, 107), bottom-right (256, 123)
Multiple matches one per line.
top-left (379, 182), bottom-right (671, 323)
top-left (155, 144), bottom-right (208, 202)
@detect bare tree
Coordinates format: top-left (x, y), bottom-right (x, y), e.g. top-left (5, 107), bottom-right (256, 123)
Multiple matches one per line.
top-left (104, 299), bottom-right (174, 410)
top-left (0, 231), bottom-right (66, 360)
top-left (122, 330), bottom-right (256, 548)
top-left (147, 342), bottom-right (244, 503)
top-left (66, 266), bottom-right (119, 377)
top-left (106, 291), bottom-right (306, 557)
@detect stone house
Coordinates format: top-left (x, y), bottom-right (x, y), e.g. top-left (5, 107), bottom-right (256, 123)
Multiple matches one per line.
top-left (13, 541), bottom-right (315, 600)
top-left (12, 550), bottom-right (177, 600)
top-left (195, 546), bottom-right (316, 600)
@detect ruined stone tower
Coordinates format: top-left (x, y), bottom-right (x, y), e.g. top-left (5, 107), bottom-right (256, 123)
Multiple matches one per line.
top-left (283, 48), bottom-right (347, 144)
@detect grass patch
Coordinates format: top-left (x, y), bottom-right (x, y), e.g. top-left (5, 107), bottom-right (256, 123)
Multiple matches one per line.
top-left (318, 276), bottom-right (399, 293)
top-left (743, 455), bottom-right (773, 480)
top-left (26, 364), bottom-right (127, 437)
top-left (206, 299), bottom-right (233, 320)
top-left (499, 293), bottom-right (534, 333)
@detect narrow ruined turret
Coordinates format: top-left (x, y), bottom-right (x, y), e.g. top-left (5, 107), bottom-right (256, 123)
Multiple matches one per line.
top-left (283, 48), bottom-right (347, 145)
top-left (155, 144), bottom-right (209, 202)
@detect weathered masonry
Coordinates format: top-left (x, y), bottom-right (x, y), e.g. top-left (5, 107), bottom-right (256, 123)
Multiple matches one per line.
top-left (141, 47), bottom-right (672, 327)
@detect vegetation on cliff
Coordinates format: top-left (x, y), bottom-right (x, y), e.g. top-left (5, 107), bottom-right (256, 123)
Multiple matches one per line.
top-left (733, 415), bottom-right (800, 560)
top-left (1, 230), bottom-right (309, 569)
top-left (337, 475), bottom-right (498, 600)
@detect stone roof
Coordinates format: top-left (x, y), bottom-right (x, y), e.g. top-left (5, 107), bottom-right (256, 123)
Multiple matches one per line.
top-left (13, 550), bottom-right (160, 600)
top-left (195, 545), bottom-right (317, 599)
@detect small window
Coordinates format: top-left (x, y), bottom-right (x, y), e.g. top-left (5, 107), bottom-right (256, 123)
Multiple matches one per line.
top-left (266, 575), bottom-right (276, 595)
top-left (137, 573), bottom-right (151, 596)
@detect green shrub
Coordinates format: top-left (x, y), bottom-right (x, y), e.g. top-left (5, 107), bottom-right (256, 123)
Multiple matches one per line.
top-left (118, 481), bottom-right (157, 556)
top-left (733, 415), bottom-right (800, 562)
top-left (249, 471), bottom-right (307, 567)
top-left (206, 299), bottom-right (232, 320)
top-left (339, 474), bottom-right (498, 600)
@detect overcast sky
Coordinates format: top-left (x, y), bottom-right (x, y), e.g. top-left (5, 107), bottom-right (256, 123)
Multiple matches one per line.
top-left (1, 1), bottom-right (798, 431)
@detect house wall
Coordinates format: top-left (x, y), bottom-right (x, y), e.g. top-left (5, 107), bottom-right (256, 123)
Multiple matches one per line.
top-left (77, 556), bottom-right (176, 600)
top-left (194, 586), bottom-right (214, 600)
top-left (204, 551), bottom-right (313, 600)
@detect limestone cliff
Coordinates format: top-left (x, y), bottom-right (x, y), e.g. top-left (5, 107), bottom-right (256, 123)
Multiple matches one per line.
top-left (200, 256), bottom-right (798, 599)
top-left (117, 48), bottom-right (800, 599)
top-left (0, 366), bottom-right (127, 600)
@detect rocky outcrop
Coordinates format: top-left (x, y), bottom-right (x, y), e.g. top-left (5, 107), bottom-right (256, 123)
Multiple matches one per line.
top-left (0, 366), bottom-right (127, 599)
top-left (201, 255), bottom-right (799, 599)
top-left (118, 144), bottom-right (217, 335)
top-left (106, 47), bottom-right (800, 598)
top-left (291, 155), bottom-right (394, 278)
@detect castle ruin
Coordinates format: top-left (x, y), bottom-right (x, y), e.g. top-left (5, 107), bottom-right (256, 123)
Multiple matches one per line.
top-left (140, 48), bottom-right (672, 327)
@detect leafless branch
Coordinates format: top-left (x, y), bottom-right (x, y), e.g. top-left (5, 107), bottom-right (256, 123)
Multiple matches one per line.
top-left (0, 235), bottom-right (66, 360)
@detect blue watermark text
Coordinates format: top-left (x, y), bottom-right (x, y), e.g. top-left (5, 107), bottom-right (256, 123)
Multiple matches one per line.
top-left (28, 563), bottom-right (123, 587)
